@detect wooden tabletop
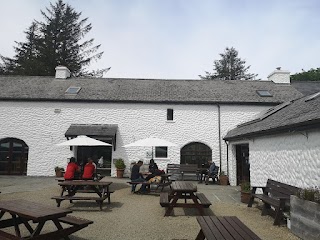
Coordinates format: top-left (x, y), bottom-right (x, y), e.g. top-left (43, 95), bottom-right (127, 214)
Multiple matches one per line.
top-left (59, 180), bottom-right (112, 186)
top-left (196, 216), bottom-right (261, 240)
top-left (171, 181), bottom-right (197, 192)
top-left (0, 199), bottom-right (72, 222)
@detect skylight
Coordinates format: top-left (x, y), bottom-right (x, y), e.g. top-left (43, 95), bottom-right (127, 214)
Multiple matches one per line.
top-left (256, 90), bottom-right (272, 97)
top-left (65, 86), bottom-right (81, 94)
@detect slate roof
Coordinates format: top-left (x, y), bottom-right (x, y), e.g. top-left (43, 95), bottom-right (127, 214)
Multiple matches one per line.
top-left (292, 81), bottom-right (320, 96)
top-left (0, 76), bottom-right (302, 105)
top-left (224, 92), bottom-right (320, 141)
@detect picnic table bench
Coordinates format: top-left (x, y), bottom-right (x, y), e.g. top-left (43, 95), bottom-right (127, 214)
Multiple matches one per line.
top-left (195, 216), bottom-right (261, 240)
top-left (0, 199), bottom-right (93, 240)
top-left (52, 180), bottom-right (113, 210)
top-left (167, 164), bottom-right (200, 180)
top-left (160, 181), bottom-right (211, 216)
top-left (248, 179), bottom-right (299, 225)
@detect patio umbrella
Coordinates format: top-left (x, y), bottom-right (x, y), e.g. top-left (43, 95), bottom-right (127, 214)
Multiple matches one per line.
top-left (57, 135), bottom-right (112, 146)
top-left (123, 137), bottom-right (177, 159)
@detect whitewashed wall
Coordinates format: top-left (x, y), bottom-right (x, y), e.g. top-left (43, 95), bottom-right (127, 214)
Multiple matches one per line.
top-left (0, 101), bottom-right (271, 177)
top-left (228, 130), bottom-right (320, 188)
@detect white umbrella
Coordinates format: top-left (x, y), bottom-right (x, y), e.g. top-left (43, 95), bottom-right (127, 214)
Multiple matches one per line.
top-left (57, 135), bottom-right (112, 146)
top-left (123, 137), bottom-right (177, 158)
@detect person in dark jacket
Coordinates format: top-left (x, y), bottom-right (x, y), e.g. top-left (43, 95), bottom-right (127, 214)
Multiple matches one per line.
top-left (130, 160), bottom-right (147, 193)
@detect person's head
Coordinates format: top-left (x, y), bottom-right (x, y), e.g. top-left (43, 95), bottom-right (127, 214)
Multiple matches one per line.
top-left (137, 160), bottom-right (143, 166)
top-left (69, 157), bottom-right (76, 163)
top-left (88, 157), bottom-right (93, 163)
top-left (208, 160), bottom-right (212, 164)
top-left (150, 159), bottom-right (155, 164)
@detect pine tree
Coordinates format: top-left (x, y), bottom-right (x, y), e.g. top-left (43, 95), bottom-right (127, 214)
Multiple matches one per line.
top-left (1, 0), bottom-right (106, 77)
top-left (200, 47), bottom-right (257, 80)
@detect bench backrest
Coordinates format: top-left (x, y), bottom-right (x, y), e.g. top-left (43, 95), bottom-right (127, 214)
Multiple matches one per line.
top-left (266, 179), bottom-right (299, 199)
top-left (180, 164), bottom-right (198, 173)
top-left (167, 164), bottom-right (181, 180)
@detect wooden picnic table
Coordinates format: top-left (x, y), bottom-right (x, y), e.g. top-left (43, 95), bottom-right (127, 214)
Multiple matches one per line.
top-left (161, 181), bottom-right (211, 216)
top-left (0, 199), bottom-right (93, 240)
top-left (195, 216), bottom-right (261, 240)
top-left (52, 180), bottom-right (113, 210)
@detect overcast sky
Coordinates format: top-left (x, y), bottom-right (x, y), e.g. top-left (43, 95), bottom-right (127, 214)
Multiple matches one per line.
top-left (1, 0), bottom-right (320, 79)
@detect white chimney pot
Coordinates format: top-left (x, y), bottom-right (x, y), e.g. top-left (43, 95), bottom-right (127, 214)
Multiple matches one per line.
top-left (267, 68), bottom-right (290, 84)
top-left (55, 66), bottom-right (71, 79)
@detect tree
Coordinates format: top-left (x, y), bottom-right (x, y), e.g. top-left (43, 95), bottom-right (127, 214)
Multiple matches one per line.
top-left (200, 47), bottom-right (257, 80)
top-left (291, 68), bottom-right (320, 81)
top-left (0, 0), bottom-right (106, 77)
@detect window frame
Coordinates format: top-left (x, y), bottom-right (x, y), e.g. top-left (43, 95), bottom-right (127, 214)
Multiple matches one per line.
top-left (155, 146), bottom-right (168, 158)
top-left (167, 108), bottom-right (174, 121)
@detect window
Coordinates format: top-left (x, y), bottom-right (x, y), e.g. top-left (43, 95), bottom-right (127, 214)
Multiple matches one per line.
top-left (167, 109), bottom-right (173, 121)
top-left (155, 147), bottom-right (168, 158)
top-left (256, 90), bottom-right (272, 97)
top-left (65, 86), bottom-right (81, 94)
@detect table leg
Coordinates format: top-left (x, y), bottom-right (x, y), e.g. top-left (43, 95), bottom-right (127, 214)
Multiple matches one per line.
top-left (195, 229), bottom-right (205, 240)
top-left (31, 221), bottom-right (45, 237)
top-left (52, 219), bottom-right (71, 240)
top-left (190, 193), bottom-right (204, 215)
top-left (20, 217), bottom-right (34, 234)
top-left (165, 194), bottom-right (179, 216)
top-left (11, 214), bottom-right (21, 238)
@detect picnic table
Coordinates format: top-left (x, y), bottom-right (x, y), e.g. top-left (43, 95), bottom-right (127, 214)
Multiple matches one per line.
top-left (52, 180), bottom-right (113, 210)
top-left (196, 216), bottom-right (261, 240)
top-left (0, 199), bottom-right (93, 240)
top-left (160, 181), bottom-right (211, 216)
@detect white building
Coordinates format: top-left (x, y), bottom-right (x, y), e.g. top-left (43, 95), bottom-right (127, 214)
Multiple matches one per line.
top-left (224, 91), bottom-right (320, 188)
top-left (0, 67), bottom-right (302, 182)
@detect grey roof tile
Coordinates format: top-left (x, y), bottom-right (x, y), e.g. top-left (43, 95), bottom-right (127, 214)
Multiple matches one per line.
top-left (0, 76), bottom-right (302, 104)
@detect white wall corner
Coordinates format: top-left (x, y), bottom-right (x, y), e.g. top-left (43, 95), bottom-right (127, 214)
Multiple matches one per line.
top-left (55, 66), bottom-right (71, 79)
top-left (267, 68), bottom-right (290, 84)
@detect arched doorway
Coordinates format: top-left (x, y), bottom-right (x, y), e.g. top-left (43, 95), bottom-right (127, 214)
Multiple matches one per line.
top-left (180, 142), bottom-right (212, 167)
top-left (0, 138), bottom-right (28, 175)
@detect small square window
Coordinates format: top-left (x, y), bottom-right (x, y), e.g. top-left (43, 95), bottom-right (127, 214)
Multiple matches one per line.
top-left (256, 90), bottom-right (272, 97)
top-left (167, 109), bottom-right (174, 121)
top-left (155, 146), bottom-right (168, 158)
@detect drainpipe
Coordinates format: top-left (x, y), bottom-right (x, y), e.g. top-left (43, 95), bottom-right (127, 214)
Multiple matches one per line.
top-left (225, 140), bottom-right (229, 176)
top-left (217, 104), bottom-right (222, 174)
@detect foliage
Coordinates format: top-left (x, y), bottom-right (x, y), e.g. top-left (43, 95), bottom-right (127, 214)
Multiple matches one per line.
top-left (0, 0), bottom-right (107, 77)
top-left (220, 171), bottom-right (227, 176)
top-left (296, 187), bottom-right (320, 204)
top-left (114, 158), bottom-right (126, 169)
top-left (54, 166), bottom-right (64, 171)
top-left (200, 47), bottom-right (257, 80)
top-left (291, 68), bottom-right (320, 81)
top-left (241, 181), bottom-right (251, 192)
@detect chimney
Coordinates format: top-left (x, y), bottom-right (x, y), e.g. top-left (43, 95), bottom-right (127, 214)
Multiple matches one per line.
top-left (267, 67), bottom-right (290, 84)
top-left (55, 66), bottom-right (71, 79)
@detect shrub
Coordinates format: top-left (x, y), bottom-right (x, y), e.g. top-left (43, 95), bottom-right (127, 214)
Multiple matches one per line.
top-left (296, 187), bottom-right (320, 204)
top-left (241, 181), bottom-right (251, 192)
top-left (114, 158), bottom-right (126, 169)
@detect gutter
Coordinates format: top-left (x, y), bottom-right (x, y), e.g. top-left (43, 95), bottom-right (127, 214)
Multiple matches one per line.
top-left (218, 104), bottom-right (222, 174)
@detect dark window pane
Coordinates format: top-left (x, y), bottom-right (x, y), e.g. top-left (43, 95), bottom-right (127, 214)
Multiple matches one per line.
top-left (155, 146), bottom-right (167, 158)
top-left (167, 109), bottom-right (173, 121)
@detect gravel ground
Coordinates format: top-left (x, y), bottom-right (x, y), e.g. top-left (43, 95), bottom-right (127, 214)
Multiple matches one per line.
top-left (0, 177), bottom-right (300, 240)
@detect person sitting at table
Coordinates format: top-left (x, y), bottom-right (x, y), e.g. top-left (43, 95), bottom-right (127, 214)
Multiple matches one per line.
top-left (149, 159), bottom-right (158, 174)
top-left (199, 160), bottom-right (210, 183)
top-left (82, 157), bottom-right (96, 180)
top-left (205, 160), bottom-right (217, 185)
top-left (64, 157), bottom-right (80, 180)
top-left (130, 160), bottom-right (147, 193)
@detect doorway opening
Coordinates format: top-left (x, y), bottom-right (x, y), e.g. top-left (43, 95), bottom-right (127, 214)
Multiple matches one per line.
top-left (0, 138), bottom-right (28, 175)
top-left (236, 144), bottom-right (249, 185)
top-left (180, 142), bottom-right (212, 167)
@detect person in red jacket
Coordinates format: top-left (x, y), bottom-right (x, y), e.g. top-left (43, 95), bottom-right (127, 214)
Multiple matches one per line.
top-left (82, 157), bottom-right (96, 180)
top-left (64, 157), bottom-right (80, 180)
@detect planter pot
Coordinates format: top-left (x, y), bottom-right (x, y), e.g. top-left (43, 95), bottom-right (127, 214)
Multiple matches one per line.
top-left (290, 195), bottom-right (320, 240)
top-left (219, 175), bottom-right (229, 185)
top-left (241, 191), bottom-right (251, 204)
top-left (116, 168), bottom-right (125, 178)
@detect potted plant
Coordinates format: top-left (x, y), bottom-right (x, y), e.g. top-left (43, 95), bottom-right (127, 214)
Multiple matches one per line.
top-left (291, 187), bottom-right (320, 240)
top-left (219, 171), bottom-right (229, 185)
top-left (240, 181), bottom-right (251, 204)
top-left (54, 166), bottom-right (64, 177)
top-left (114, 158), bottom-right (126, 178)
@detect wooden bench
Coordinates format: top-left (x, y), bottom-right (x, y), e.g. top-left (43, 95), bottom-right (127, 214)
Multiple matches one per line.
top-left (58, 215), bottom-right (93, 227)
top-left (52, 196), bottom-right (107, 210)
top-left (180, 164), bottom-right (199, 180)
top-left (248, 179), bottom-right (299, 225)
top-left (196, 216), bottom-right (261, 240)
top-left (195, 193), bottom-right (212, 208)
top-left (167, 164), bottom-right (180, 180)
top-left (160, 192), bottom-right (170, 207)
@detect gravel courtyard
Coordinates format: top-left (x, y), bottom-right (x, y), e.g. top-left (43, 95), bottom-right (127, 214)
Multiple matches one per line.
top-left (0, 176), bottom-right (299, 240)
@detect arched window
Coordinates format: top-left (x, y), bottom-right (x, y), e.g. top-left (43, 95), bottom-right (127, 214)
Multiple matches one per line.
top-left (180, 142), bottom-right (212, 167)
top-left (0, 138), bottom-right (28, 175)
